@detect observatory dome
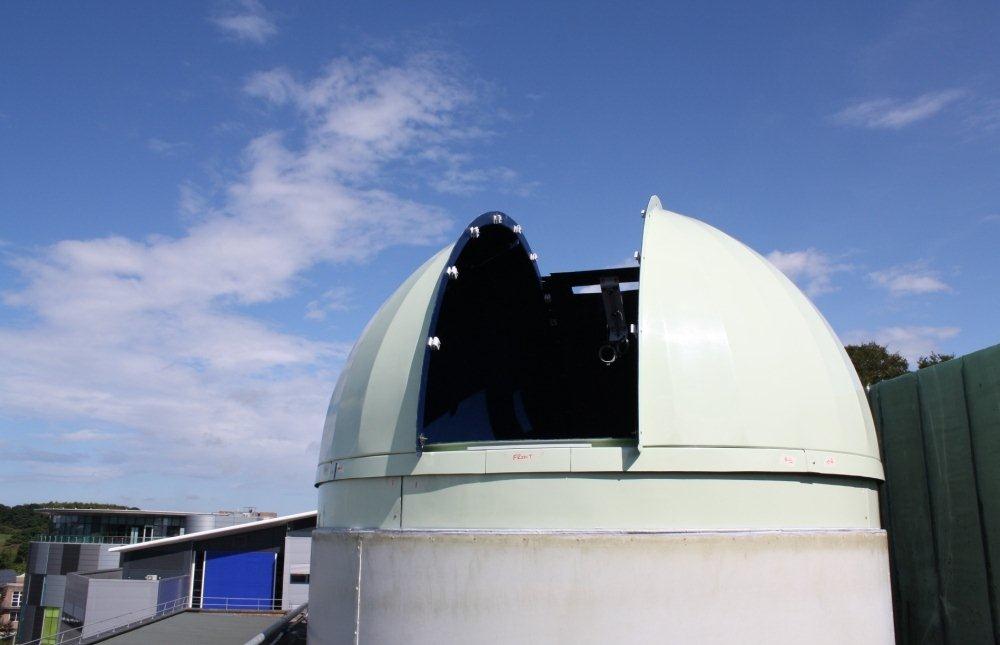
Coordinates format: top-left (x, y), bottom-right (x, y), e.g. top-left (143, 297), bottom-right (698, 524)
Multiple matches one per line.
top-left (315, 196), bottom-right (882, 531)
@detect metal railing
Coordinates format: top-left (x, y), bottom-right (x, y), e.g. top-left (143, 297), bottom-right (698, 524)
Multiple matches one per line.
top-left (194, 596), bottom-right (285, 612)
top-left (244, 603), bottom-right (308, 645)
top-left (17, 594), bottom-right (289, 645)
top-left (18, 594), bottom-right (189, 645)
top-left (32, 535), bottom-right (163, 545)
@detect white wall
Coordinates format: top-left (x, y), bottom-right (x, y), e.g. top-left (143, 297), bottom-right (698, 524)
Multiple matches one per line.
top-left (282, 534), bottom-right (311, 610)
top-left (309, 528), bottom-right (894, 645)
top-left (82, 578), bottom-right (159, 639)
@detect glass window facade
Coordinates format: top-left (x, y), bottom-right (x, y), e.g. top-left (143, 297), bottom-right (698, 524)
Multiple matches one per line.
top-left (47, 513), bottom-right (186, 542)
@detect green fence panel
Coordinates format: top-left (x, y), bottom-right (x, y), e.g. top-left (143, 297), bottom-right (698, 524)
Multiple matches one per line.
top-left (873, 344), bottom-right (1000, 645)
top-left (963, 345), bottom-right (1000, 642)
top-left (875, 373), bottom-right (944, 644)
top-left (917, 359), bottom-right (993, 643)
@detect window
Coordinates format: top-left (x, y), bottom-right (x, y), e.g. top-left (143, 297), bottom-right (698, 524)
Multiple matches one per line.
top-left (290, 565), bottom-right (310, 584)
top-left (10, 590), bottom-right (22, 608)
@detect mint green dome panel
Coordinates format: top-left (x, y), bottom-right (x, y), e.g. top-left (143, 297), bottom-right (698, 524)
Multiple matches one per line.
top-left (318, 246), bottom-right (451, 463)
top-left (637, 196), bottom-right (878, 460)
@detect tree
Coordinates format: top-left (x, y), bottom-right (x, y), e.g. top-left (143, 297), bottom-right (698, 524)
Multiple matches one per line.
top-left (917, 352), bottom-right (955, 369)
top-left (845, 342), bottom-right (909, 387)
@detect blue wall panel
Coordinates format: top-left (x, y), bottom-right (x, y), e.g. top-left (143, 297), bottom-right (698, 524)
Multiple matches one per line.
top-left (203, 550), bottom-right (275, 610)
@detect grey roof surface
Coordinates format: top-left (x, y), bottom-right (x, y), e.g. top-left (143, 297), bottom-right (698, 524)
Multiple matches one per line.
top-left (97, 611), bottom-right (280, 645)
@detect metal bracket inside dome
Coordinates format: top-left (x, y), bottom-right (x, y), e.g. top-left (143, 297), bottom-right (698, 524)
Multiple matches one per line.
top-left (598, 277), bottom-right (630, 365)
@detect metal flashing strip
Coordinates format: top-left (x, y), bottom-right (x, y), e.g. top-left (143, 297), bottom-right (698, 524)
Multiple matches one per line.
top-left (466, 443), bottom-right (592, 450)
top-left (316, 446), bottom-right (884, 484)
top-left (313, 526), bottom-right (888, 537)
top-left (108, 511), bottom-right (317, 553)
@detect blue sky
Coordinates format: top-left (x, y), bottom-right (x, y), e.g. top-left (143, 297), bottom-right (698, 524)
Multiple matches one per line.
top-left (1, 1), bottom-right (998, 513)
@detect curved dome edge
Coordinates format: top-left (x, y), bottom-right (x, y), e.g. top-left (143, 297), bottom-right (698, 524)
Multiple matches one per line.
top-left (637, 196), bottom-right (880, 463)
top-left (316, 244), bottom-right (453, 475)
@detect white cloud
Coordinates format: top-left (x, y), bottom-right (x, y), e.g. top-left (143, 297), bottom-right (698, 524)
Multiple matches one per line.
top-left (0, 54), bottom-right (498, 499)
top-left (833, 89), bottom-right (966, 129)
top-left (766, 248), bottom-right (850, 297)
top-left (62, 429), bottom-right (120, 442)
top-left (305, 287), bottom-right (352, 321)
top-left (843, 326), bottom-right (960, 366)
top-left (211, 0), bottom-right (277, 44)
top-left (432, 165), bottom-right (512, 194)
top-left (147, 138), bottom-right (189, 156)
top-left (24, 463), bottom-right (126, 483)
top-left (243, 62), bottom-right (529, 195)
top-left (415, 146), bottom-right (517, 195)
top-left (869, 263), bottom-right (951, 295)
top-left (965, 98), bottom-right (1000, 133)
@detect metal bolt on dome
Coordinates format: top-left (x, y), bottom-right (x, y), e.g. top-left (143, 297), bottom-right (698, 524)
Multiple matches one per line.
top-left (427, 336), bottom-right (442, 350)
top-left (469, 226), bottom-right (480, 238)
top-left (445, 266), bottom-right (459, 280)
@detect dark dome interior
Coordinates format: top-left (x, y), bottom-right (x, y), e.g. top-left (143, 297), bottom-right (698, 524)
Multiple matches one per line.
top-left (419, 215), bottom-right (638, 447)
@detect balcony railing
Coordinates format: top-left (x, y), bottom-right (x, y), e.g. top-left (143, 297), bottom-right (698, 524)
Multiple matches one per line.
top-left (18, 593), bottom-right (191, 645)
top-left (33, 534), bottom-right (163, 545)
top-left (18, 593), bottom-right (289, 645)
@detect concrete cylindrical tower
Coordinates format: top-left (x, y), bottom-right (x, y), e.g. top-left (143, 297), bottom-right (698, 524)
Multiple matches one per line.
top-left (309, 197), bottom-right (893, 644)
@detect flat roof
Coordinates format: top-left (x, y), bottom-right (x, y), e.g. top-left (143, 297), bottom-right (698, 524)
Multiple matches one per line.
top-left (94, 610), bottom-right (279, 645)
top-left (109, 511), bottom-right (317, 553)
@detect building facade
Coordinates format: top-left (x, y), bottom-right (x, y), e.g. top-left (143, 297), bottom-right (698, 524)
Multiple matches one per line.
top-left (16, 507), bottom-right (274, 644)
top-left (112, 511), bottom-right (315, 612)
top-left (53, 511), bottom-right (315, 642)
top-left (0, 571), bottom-right (23, 641)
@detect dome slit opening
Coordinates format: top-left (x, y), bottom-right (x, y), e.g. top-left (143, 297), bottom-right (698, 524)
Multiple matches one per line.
top-left (420, 219), bottom-right (638, 447)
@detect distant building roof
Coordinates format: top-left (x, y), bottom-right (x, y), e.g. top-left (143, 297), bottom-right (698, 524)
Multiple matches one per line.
top-left (109, 511), bottom-right (317, 553)
top-left (36, 508), bottom-right (276, 518)
top-left (0, 569), bottom-right (16, 585)
top-left (36, 508), bottom-right (196, 517)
